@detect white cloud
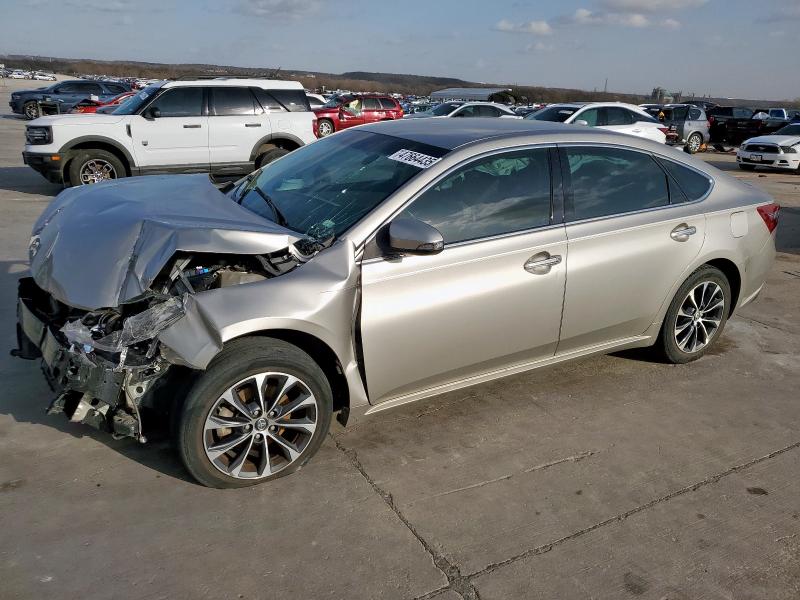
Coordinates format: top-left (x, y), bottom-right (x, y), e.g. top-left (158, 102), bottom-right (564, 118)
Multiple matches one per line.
top-left (662, 18), bottom-right (681, 29)
top-left (526, 41), bottom-right (554, 52)
top-left (600, 0), bottom-right (707, 13)
top-left (563, 8), bottom-right (651, 27)
top-left (64, 0), bottom-right (129, 11)
top-left (494, 19), bottom-right (553, 35)
top-left (236, 0), bottom-right (321, 19)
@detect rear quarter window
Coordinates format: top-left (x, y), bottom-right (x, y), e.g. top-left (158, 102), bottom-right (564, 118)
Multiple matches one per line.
top-left (656, 158), bottom-right (713, 202)
top-left (379, 98), bottom-right (397, 110)
top-left (267, 89), bottom-right (311, 112)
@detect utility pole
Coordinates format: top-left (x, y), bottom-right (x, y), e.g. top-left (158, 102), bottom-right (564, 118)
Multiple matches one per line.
top-left (603, 78), bottom-right (608, 93)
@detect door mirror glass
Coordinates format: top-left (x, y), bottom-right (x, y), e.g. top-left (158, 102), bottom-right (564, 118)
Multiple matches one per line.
top-left (145, 107), bottom-right (161, 119)
top-left (388, 217), bottom-right (444, 255)
top-left (574, 119), bottom-right (589, 126)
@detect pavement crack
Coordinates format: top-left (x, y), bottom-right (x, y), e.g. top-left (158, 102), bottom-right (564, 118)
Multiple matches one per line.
top-left (466, 439), bottom-right (800, 580)
top-left (523, 450), bottom-right (595, 473)
top-left (332, 436), bottom-right (481, 600)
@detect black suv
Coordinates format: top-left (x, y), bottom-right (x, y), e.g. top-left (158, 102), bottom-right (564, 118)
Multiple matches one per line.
top-left (9, 80), bottom-right (131, 119)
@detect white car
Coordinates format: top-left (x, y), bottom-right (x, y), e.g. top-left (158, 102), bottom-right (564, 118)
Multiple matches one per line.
top-left (305, 93), bottom-right (326, 109)
top-left (22, 78), bottom-right (318, 186)
top-left (33, 72), bottom-right (57, 81)
top-left (526, 102), bottom-right (667, 144)
top-left (9, 70), bottom-right (28, 79)
top-left (404, 101), bottom-right (519, 119)
top-left (736, 123), bottom-right (800, 172)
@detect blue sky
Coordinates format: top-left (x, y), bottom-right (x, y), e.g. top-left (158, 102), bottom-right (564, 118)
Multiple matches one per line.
top-left (1, 0), bottom-right (798, 100)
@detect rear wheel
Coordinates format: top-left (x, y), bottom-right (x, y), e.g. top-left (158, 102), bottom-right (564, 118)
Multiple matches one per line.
top-left (657, 266), bottom-right (731, 364)
top-left (178, 338), bottom-right (332, 488)
top-left (317, 119), bottom-right (334, 137)
top-left (255, 147), bottom-right (289, 169)
top-left (68, 149), bottom-right (126, 185)
top-left (23, 101), bottom-right (40, 120)
top-left (686, 132), bottom-right (703, 154)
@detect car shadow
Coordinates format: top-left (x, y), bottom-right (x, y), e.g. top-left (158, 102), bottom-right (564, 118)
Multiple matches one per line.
top-left (777, 206), bottom-right (799, 255)
top-left (0, 258), bottom-right (195, 484)
top-left (0, 166), bottom-right (62, 197)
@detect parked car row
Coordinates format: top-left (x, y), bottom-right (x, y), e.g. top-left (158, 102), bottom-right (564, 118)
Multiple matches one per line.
top-left (9, 79), bottom-right (132, 119)
top-left (1, 68), bottom-right (57, 80)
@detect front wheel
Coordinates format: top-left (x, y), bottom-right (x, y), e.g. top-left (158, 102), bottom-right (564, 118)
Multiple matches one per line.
top-left (317, 119), bottom-right (335, 137)
top-left (23, 101), bottom-right (40, 120)
top-left (68, 149), bottom-right (126, 185)
top-left (656, 266), bottom-right (731, 364)
top-left (178, 338), bottom-right (333, 488)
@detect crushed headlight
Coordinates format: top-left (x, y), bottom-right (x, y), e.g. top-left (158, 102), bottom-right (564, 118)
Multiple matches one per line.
top-left (25, 126), bottom-right (52, 145)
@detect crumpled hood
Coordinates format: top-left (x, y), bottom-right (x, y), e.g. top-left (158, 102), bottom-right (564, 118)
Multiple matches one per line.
top-left (30, 174), bottom-right (301, 310)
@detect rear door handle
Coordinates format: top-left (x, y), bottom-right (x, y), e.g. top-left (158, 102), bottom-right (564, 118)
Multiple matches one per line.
top-left (183, 124), bottom-right (201, 129)
top-left (524, 252), bottom-right (562, 275)
top-left (670, 224), bottom-right (697, 242)
top-left (245, 123), bottom-right (261, 127)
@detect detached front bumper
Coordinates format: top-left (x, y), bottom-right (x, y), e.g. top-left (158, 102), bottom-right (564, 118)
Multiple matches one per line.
top-left (14, 278), bottom-right (170, 440)
top-left (22, 151), bottom-right (65, 184)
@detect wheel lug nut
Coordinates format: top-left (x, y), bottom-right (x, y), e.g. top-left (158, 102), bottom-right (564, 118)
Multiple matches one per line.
top-left (269, 425), bottom-right (277, 432)
top-left (244, 424), bottom-right (252, 431)
top-left (252, 408), bottom-right (261, 417)
top-left (268, 411), bottom-right (277, 418)
top-left (254, 433), bottom-right (262, 440)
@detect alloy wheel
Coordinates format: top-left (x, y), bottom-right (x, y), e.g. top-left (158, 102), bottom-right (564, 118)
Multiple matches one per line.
top-left (203, 372), bottom-right (318, 480)
top-left (79, 159), bottom-right (117, 184)
top-left (687, 133), bottom-right (702, 153)
top-left (318, 121), bottom-right (333, 137)
top-left (24, 102), bottom-right (39, 119)
top-left (674, 281), bottom-right (725, 353)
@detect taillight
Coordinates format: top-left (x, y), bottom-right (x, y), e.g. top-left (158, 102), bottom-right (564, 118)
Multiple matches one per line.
top-left (708, 115), bottom-right (715, 124)
top-left (312, 116), bottom-right (319, 138)
top-left (72, 106), bottom-right (88, 113)
top-left (757, 203), bottom-right (780, 233)
top-left (657, 127), bottom-right (669, 135)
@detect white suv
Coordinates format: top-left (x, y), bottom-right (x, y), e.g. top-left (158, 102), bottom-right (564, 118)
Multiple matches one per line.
top-left (22, 78), bottom-right (318, 186)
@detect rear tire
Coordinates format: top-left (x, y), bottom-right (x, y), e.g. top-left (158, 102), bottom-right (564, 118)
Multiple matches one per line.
top-left (686, 132), bottom-right (703, 154)
top-left (656, 266), bottom-right (731, 364)
top-left (68, 149), bottom-right (126, 185)
top-left (255, 147), bottom-right (289, 169)
top-left (23, 101), bottom-right (40, 120)
top-left (177, 337), bottom-right (333, 489)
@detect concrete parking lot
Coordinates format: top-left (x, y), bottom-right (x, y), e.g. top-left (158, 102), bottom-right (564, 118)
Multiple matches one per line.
top-left (0, 77), bottom-right (798, 600)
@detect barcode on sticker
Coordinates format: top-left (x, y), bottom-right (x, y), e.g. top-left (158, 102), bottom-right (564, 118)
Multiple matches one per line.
top-left (387, 149), bottom-right (441, 169)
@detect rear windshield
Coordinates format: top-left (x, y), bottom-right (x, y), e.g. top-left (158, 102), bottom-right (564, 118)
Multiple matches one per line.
top-left (660, 106), bottom-right (688, 120)
top-left (527, 105), bottom-right (577, 122)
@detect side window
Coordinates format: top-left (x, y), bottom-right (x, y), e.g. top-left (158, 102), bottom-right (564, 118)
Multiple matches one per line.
top-left (479, 105), bottom-right (503, 117)
top-left (105, 84), bottom-right (126, 94)
top-left (605, 107), bottom-right (634, 126)
top-left (564, 147), bottom-right (669, 221)
top-left (629, 109), bottom-right (656, 123)
top-left (379, 98), bottom-right (396, 110)
top-left (268, 89), bottom-right (310, 112)
top-left (736, 108), bottom-right (753, 119)
top-left (656, 158), bottom-right (712, 202)
top-left (363, 98), bottom-right (381, 110)
top-left (399, 149), bottom-right (552, 244)
top-left (689, 108), bottom-right (702, 120)
top-left (148, 87), bottom-right (203, 117)
top-left (56, 83), bottom-right (82, 93)
top-left (454, 105), bottom-right (479, 118)
top-left (251, 88), bottom-right (285, 112)
top-left (212, 87), bottom-right (257, 116)
top-left (576, 108), bottom-right (600, 126)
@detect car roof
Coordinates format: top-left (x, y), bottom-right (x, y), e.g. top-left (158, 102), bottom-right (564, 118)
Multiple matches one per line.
top-left (360, 117), bottom-right (643, 150)
top-left (162, 78), bottom-right (303, 90)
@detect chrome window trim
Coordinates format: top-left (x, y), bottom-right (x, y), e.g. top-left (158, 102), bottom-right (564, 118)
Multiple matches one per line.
top-left (557, 142), bottom-right (715, 227)
top-left (357, 142), bottom-right (559, 260)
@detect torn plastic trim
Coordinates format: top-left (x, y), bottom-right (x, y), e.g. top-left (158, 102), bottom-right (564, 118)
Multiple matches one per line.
top-left (61, 295), bottom-right (186, 355)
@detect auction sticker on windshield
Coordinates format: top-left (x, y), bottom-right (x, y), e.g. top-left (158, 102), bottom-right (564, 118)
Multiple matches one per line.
top-left (388, 149), bottom-right (441, 169)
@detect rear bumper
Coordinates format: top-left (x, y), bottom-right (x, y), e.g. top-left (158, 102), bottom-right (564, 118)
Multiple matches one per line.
top-left (22, 151), bottom-right (65, 184)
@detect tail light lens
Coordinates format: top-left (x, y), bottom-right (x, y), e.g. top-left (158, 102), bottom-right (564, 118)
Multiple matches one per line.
top-left (757, 203), bottom-right (780, 233)
top-left (72, 106), bottom-right (88, 113)
top-left (312, 116), bottom-right (319, 138)
top-left (657, 127), bottom-right (669, 136)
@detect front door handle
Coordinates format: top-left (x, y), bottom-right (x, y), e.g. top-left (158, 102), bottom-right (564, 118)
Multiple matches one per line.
top-left (183, 124), bottom-right (201, 129)
top-left (670, 224), bottom-right (697, 242)
top-left (245, 123), bottom-right (261, 127)
top-left (524, 252), bottom-right (562, 275)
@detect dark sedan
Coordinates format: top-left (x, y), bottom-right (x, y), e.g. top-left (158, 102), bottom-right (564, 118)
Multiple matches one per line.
top-left (9, 80), bottom-right (131, 119)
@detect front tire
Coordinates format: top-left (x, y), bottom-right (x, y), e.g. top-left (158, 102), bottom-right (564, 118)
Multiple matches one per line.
top-left (657, 266), bottom-right (731, 364)
top-left (68, 149), bottom-right (126, 185)
top-left (23, 101), bottom-right (40, 120)
top-left (317, 119), bottom-right (335, 137)
top-left (178, 338), bottom-right (333, 488)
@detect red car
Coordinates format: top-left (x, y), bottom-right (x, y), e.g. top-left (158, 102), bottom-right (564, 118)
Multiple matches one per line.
top-left (69, 91), bottom-right (137, 114)
top-left (313, 94), bottom-right (403, 137)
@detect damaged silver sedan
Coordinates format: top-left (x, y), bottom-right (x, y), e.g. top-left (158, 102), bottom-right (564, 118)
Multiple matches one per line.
top-left (14, 119), bottom-right (777, 487)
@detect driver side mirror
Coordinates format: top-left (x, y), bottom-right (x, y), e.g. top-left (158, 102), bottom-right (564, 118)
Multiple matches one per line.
top-left (144, 106), bottom-right (160, 120)
top-left (574, 119), bottom-right (589, 126)
top-left (388, 217), bottom-right (444, 255)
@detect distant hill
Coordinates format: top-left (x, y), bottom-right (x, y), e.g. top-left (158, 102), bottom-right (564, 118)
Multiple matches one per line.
top-left (2, 54), bottom-right (797, 107)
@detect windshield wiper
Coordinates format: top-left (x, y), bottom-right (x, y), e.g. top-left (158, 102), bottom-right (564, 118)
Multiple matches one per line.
top-left (252, 187), bottom-right (289, 228)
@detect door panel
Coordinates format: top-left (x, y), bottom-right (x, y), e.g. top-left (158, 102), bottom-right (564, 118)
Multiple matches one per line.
top-left (208, 87), bottom-right (268, 165)
top-left (557, 145), bottom-right (706, 352)
top-left (361, 229), bottom-right (568, 403)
